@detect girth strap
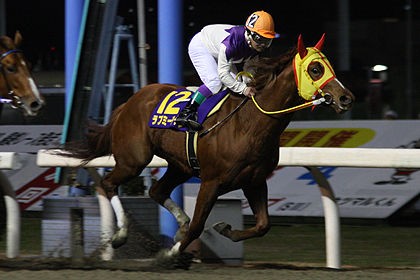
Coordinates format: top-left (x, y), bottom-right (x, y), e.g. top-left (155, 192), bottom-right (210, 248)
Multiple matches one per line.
top-left (185, 131), bottom-right (200, 177)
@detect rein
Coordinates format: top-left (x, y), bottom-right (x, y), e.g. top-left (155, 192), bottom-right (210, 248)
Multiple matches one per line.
top-left (236, 70), bottom-right (326, 116)
top-left (199, 97), bottom-right (248, 137)
top-left (251, 95), bottom-right (325, 115)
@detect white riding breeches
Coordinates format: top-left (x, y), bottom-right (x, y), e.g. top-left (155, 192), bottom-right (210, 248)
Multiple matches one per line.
top-left (188, 33), bottom-right (223, 94)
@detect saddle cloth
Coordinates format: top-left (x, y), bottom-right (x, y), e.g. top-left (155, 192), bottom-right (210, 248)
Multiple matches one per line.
top-left (148, 87), bottom-right (230, 131)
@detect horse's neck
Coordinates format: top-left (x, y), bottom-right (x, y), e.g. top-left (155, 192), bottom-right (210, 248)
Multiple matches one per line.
top-left (260, 65), bottom-right (298, 109)
top-left (242, 65), bottom-right (299, 130)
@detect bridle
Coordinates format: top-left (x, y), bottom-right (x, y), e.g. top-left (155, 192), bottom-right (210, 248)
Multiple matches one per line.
top-left (0, 49), bottom-right (25, 108)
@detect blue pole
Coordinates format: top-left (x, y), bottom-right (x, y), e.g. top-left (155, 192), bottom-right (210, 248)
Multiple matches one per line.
top-left (63, 0), bottom-right (89, 142)
top-left (57, 0), bottom-right (87, 182)
top-left (158, 0), bottom-right (184, 247)
top-left (64, 0), bottom-right (84, 111)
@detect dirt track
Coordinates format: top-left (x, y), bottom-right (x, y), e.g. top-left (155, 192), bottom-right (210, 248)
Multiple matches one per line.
top-left (1, 258), bottom-right (419, 280)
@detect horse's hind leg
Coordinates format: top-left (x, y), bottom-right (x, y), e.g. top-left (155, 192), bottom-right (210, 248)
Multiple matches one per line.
top-left (214, 181), bottom-right (270, 241)
top-left (176, 180), bottom-right (219, 253)
top-left (100, 159), bottom-right (150, 248)
top-left (149, 165), bottom-right (192, 243)
top-left (157, 180), bottom-right (219, 268)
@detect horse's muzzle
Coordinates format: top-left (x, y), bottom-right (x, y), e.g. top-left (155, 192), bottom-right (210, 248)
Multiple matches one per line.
top-left (324, 90), bottom-right (354, 113)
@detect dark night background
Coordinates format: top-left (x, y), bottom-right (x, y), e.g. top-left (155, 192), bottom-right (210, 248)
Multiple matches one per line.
top-left (3, 0), bottom-right (420, 120)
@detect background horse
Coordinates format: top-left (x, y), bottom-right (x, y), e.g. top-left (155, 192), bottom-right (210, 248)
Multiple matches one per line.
top-left (60, 34), bottom-right (354, 267)
top-left (0, 31), bottom-right (44, 116)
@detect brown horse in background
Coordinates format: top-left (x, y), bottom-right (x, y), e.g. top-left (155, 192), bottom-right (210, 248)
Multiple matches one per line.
top-left (60, 34), bottom-right (354, 267)
top-left (0, 31), bottom-right (44, 116)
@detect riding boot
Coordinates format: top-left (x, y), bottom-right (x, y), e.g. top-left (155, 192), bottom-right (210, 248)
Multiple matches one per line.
top-left (176, 89), bottom-right (208, 130)
top-left (176, 101), bottom-right (202, 130)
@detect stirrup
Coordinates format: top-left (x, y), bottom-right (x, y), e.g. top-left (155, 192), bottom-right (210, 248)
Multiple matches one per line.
top-left (176, 113), bottom-right (202, 130)
top-left (185, 119), bottom-right (202, 131)
top-left (176, 117), bottom-right (202, 130)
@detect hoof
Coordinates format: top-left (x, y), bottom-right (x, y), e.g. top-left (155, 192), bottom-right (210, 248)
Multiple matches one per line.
top-left (213, 222), bottom-right (231, 236)
top-left (155, 249), bottom-right (194, 270)
top-left (175, 252), bottom-right (194, 269)
top-left (111, 235), bottom-right (128, 249)
top-left (111, 228), bottom-right (128, 249)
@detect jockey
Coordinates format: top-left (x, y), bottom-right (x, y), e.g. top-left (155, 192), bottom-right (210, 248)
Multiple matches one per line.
top-left (175, 10), bottom-right (277, 130)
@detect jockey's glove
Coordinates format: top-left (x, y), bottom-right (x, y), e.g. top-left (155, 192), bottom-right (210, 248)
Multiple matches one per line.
top-left (242, 86), bottom-right (256, 97)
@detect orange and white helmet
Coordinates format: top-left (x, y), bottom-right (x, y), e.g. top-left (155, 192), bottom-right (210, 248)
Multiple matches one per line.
top-left (245, 10), bottom-right (276, 39)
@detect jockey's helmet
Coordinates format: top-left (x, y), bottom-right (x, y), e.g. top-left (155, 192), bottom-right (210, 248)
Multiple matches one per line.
top-left (245, 11), bottom-right (276, 39)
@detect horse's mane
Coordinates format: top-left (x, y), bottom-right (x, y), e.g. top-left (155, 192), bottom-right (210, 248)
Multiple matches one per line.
top-left (244, 48), bottom-right (297, 91)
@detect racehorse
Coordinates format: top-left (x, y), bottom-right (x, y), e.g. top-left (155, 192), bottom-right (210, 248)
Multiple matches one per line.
top-left (0, 31), bottom-right (44, 116)
top-left (59, 34), bottom-right (354, 267)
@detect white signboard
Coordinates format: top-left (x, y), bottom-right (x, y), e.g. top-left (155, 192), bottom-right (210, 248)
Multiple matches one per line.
top-left (0, 125), bottom-right (62, 153)
top-left (1, 125), bottom-right (64, 211)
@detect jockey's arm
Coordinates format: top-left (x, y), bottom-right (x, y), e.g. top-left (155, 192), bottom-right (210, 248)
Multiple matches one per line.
top-left (217, 45), bottom-right (247, 94)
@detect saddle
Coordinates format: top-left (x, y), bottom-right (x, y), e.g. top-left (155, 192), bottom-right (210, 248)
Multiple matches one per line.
top-left (149, 87), bottom-right (231, 176)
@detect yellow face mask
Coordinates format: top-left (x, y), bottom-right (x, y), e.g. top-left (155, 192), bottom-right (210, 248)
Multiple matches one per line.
top-left (293, 47), bottom-right (336, 101)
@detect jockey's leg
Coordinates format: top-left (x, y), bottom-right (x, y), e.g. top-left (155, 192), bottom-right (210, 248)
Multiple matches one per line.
top-left (175, 84), bottom-right (212, 130)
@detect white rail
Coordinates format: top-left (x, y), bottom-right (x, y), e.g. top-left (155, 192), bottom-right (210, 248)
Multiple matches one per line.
top-left (0, 152), bottom-right (21, 258)
top-left (35, 147), bottom-right (420, 269)
top-left (0, 152), bottom-right (21, 169)
top-left (37, 147), bottom-right (420, 168)
top-left (278, 147), bottom-right (420, 168)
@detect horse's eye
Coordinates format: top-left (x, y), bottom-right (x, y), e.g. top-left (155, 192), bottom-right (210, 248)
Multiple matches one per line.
top-left (308, 61), bottom-right (324, 81)
top-left (311, 67), bottom-right (320, 75)
top-left (5, 66), bottom-right (17, 73)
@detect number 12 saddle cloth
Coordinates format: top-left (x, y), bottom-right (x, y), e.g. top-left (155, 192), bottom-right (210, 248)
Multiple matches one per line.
top-left (148, 87), bottom-right (230, 131)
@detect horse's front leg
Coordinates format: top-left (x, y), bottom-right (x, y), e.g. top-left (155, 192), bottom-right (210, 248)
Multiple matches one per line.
top-left (213, 181), bottom-right (270, 241)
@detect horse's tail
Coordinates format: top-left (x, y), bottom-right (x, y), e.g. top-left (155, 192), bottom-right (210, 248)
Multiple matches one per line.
top-left (59, 104), bottom-right (124, 163)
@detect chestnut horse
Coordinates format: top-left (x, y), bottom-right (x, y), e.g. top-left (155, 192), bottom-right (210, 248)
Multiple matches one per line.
top-left (61, 34), bottom-right (354, 266)
top-left (0, 31), bottom-right (44, 116)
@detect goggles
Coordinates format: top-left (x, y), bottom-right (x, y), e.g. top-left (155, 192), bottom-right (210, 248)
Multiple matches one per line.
top-left (250, 31), bottom-right (272, 47)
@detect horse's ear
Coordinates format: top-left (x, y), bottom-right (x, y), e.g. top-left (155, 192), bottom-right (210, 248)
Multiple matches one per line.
top-left (297, 34), bottom-right (308, 59)
top-left (14, 31), bottom-right (22, 47)
top-left (314, 33), bottom-right (326, 51)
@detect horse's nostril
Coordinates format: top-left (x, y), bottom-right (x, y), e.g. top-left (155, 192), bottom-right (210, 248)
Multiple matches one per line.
top-left (340, 95), bottom-right (352, 105)
top-left (30, 101), bottom-right (43, 111)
